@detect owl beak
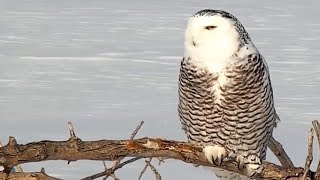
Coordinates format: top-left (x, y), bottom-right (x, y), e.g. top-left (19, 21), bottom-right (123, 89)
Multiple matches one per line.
top-left (192, 37), bottom-right (197, 47)
top-left (192, 41), bottom-right (197, 47)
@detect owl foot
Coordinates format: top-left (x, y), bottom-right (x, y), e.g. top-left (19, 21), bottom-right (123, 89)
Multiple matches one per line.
top-left (236, 154), bottom-right (263, 177)
top-left (203, 145), bottom-right (227, 166)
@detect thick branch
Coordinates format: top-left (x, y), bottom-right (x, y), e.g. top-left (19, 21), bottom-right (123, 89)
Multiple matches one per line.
top-left (0, 137), bottom-right (312, 179)
top-left (0, 171), bottom-right (62, 180)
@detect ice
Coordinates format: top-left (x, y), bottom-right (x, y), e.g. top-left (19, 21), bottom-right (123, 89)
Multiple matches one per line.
top-left (0, 0), bottom-right (320, 179)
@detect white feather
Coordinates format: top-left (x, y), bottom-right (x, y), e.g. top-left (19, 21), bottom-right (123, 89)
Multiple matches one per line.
top-left (184, 14), bottom-right (258, 104)
top-left (203, 145), bottom-right (226, 164)
top-left (184, 15), bottom-right (258, 72)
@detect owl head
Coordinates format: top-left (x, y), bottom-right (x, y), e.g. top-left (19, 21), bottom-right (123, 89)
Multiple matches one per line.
top-left (185, 9), bottom-right (254, 61)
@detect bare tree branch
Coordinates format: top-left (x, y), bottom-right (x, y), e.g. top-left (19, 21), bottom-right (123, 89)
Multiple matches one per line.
top-left (0, 137), bottom-right (311, 179)
top-left (312, 120), bottom-right (320, 179)
top-left (145, 159), bottom-right (161, 180)
top-left (80, 157), bottom-right (142, 180)
top-left (0, 171), bottom-right (62, 180)
top-left (68, 122), bottom-right (77, 138)
top-left (138, 157), bottom-right (152, 180)
top-left (303, 128), bottom-right (314, 180)
top-left (130, 121), bottom-right (144, 140)
top-left (268, 136), bottom-right (295, 168)
top-left (2, 120), bottom-right (320, 179)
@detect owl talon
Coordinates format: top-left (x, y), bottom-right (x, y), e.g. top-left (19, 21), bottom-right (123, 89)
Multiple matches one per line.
top-left (203, 145), bottom-right (226, 166)
top-left (236, 155), bottom-right (245, 171)
top-left (212, 157), bottom-right (223, 166)
top-left (236, 154), bottom-right (263, 177)
top-left (246, 163), bottom-right (263, 177)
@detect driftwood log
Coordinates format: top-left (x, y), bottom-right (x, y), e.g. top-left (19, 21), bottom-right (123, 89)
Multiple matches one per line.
top-left (0, 121), bottom-right (319, 180)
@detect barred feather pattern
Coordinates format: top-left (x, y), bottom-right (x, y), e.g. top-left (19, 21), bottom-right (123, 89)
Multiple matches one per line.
top-left (178, 54), bottom-right (277, 179)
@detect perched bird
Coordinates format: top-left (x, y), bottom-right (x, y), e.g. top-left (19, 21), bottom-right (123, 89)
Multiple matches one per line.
top-left (178, 9), bottom-right (278, 179)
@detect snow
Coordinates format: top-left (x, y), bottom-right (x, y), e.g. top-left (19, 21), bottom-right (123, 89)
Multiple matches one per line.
top-left (0, 0), bottom-right (319, 179)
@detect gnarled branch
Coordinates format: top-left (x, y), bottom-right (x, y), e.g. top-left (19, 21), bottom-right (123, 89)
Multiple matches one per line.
top-left (0, 137), bottom-right (311, 179)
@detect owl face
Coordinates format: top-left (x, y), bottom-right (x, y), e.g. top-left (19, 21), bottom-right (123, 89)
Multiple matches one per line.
top-left (185, 10), bottom-right (250, 61)
top-left (188, 15), bottom-right (237, 45)
top-left (185, 12), bottom-right (241, 61)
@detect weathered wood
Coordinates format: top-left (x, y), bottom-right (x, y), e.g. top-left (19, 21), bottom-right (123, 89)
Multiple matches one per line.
top-left (312, 120), bottom-right (320, 179)
top-left (268, 136), bottom-right (295, 168)
top-left (0, 137), bottom-right (314, 179)
top-left (0, 171), bottom-right (62, 180)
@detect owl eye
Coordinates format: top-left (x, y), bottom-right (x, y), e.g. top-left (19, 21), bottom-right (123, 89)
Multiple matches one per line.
top-left (205, 25), bottom-right (217, 30)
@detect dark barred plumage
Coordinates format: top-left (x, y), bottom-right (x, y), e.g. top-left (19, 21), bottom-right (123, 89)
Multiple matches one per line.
top-left (178, 54), bottom-right (277, 163)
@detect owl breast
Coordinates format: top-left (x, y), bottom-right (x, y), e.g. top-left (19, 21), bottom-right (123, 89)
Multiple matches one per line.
top-left (178, 54), bottom-right (276, 160)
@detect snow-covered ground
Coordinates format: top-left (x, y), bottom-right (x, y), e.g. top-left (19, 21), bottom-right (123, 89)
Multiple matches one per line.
top-left (0, 0), bottom-right (319, 179)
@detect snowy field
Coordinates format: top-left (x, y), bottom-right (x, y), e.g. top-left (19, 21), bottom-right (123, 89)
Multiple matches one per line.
top-left (0, 0), bottom-right (320, 179)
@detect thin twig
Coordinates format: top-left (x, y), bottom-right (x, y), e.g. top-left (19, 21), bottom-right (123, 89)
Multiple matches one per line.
top-left (145, 160), bottom-right (161, 180)
top-left (268, 136), bottom-right (294, 168)
top-left (303, 128), bottom-right (314, 180)
top-left (111, 160), bottom-right (120, 171)
top-left (80, 157), bottom-right (142, 180)
top-left (131, 121), bottom-right (144, 140)
top-left (102, 161), bottom-right (108, 180)
top-left (138, 157), bottom-right (165, 179)
top-left (156, 157), bottom-right (165, 166)
top-left (102, 161), bottom-right (107, 171)
top-left (138, 157), bottom-right (152, 180)
top-left (68, 122), bottom-right (76, 138)
top-left (312, 120), bottom-right (320, 179)
top-left (109, 174), bottom-right (120, 180)
top-left (107, 161), bottom-right (121, 179)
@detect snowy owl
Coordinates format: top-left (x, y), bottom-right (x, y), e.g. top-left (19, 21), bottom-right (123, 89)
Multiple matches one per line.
top-left (178, 9), bottom-right (277, 179)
